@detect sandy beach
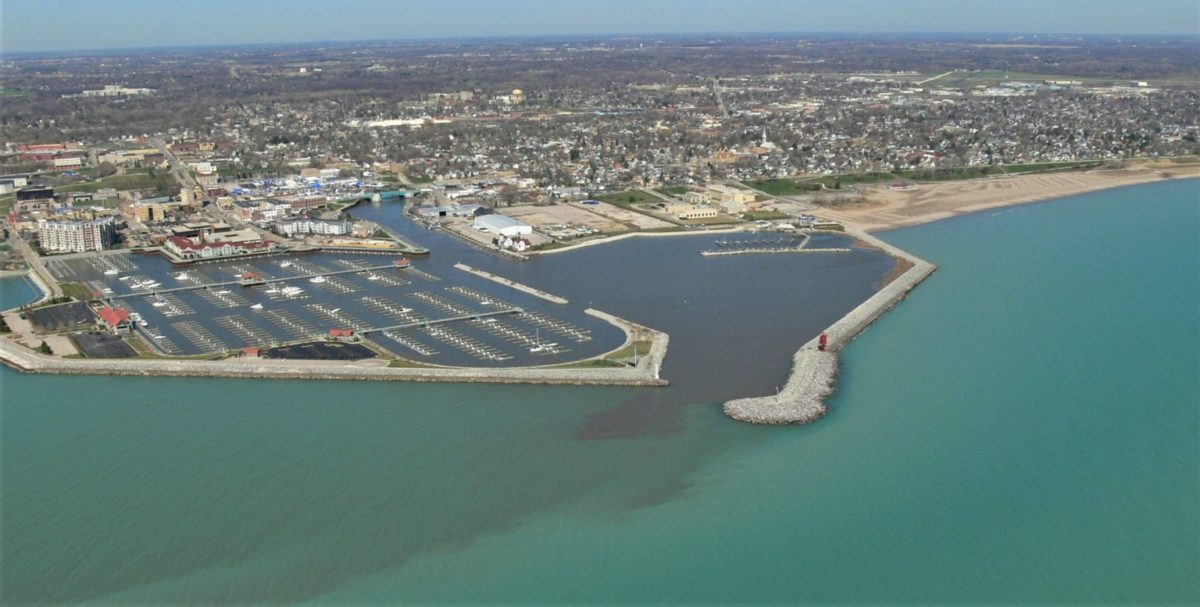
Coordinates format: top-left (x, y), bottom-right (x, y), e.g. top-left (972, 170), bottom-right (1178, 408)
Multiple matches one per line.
top-left (812, 159), bottom-right (1200, 232)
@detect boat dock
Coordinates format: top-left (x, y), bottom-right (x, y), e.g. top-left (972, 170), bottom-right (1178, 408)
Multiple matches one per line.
top-left (699, 234), bottom-right (851, 256)
top-left (359, 308), bottom-right (523, 334)
top-left (453, 263), bottom-right (569, 304)
top-left (106, 262), bottom-right (410, 300)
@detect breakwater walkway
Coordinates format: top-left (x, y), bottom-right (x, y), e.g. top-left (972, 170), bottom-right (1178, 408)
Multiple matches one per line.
top-left (454, 263), bottom-right (569, 304)
top-left (723, 230), bottom-right (937, 424)
top-left (0, 308), bottom-right (670, 387)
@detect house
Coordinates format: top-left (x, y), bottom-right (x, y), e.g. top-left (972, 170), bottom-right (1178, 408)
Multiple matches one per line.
top-left (328, 328), bottom-right (356, 341)
top-left (97, 306), bottom-right (132, 333)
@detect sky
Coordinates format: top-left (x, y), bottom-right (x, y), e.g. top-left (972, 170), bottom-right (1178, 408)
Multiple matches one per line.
top-left (2, 0), bottom-right (1198, 53)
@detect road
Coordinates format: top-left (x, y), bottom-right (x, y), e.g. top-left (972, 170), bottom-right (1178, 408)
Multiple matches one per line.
top-left (151, 137), bottom-right (274, 239)
top-left (711, 77), bottom-right (730, 117)
top-left (917, 70), bottom-right (958, 85)
top-left (9, 235), bottom-right (62, 298)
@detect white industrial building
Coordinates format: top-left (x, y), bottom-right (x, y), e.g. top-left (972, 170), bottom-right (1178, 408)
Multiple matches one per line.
top-left (37, 216), bottom-right (118, 253)
top-left (471, 213), bottom-right (533, 237)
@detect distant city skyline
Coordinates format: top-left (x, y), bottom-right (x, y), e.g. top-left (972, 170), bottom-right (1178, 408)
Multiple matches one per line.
top-left (2, 0), bottom-right (1199, 53)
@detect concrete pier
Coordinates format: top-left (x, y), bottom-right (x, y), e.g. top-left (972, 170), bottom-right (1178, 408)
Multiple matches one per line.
top-left (724, 230), bottom-right (937, 424)
top-left (454, 263), bottom-right (569, 304)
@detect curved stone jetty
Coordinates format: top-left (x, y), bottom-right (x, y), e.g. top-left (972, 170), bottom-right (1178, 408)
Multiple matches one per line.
top-left (724, 230), bottom-right (936, 425)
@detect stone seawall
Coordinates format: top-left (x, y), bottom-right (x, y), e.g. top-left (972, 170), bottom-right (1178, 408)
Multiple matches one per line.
top-left (724, 230), bottom-right (936, 424)
top-left (0, 302), bottom-right (671, 387)
top-left (0, 337), bottom-right (669, 387)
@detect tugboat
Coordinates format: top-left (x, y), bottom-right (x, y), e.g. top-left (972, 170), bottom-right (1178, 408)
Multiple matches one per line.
top-left (394, 257), bottom-right (412, 269)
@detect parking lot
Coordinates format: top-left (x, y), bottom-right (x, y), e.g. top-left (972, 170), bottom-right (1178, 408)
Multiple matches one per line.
top-left (71, 332), bottom-right (137, 358)
top-left (28, 302), bottom-right (95, 333)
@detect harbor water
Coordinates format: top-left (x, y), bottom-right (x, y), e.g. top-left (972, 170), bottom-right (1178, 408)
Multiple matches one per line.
top-left (1, 179), bottom-right (1197, 603)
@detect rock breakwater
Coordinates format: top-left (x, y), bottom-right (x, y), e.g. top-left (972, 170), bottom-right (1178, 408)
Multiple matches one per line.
top-left (724, 230), bottom-right (936, 424)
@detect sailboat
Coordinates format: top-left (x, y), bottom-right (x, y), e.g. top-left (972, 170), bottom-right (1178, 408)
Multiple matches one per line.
top-left (529, 328), bottom-right (558, 354)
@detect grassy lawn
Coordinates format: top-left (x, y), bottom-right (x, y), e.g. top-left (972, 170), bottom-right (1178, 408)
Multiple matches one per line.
top-left (742, 210), bottom-right (790, 221)
top-left (595, 190), bottom-right (679, 223)
top-left (59, 281), bottom-right (97, 301)
top-left (655, 185), bottom-right (689, 196)
top-left (556, 340), bottom-right (654, 368)
top-left (55, 173), bottom-right (158, 193)
top-left (0, 194), bottom-right (14, 214)
top-left (745, 178), bottom-right (825, 196)
top-left (597, 190), bottom-right (661, 206)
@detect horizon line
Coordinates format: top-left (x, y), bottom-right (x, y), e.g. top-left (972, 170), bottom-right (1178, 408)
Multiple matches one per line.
top-left (4, 29), bottom-right (1199, 57)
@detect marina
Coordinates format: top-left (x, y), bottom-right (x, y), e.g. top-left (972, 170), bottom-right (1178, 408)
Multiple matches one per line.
top-left (29, 247), bottom-right (627, 367)
top-left (699, 234), bottom-right (852, 256)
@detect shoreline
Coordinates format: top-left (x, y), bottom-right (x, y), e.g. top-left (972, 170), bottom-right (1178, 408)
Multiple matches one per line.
top-left (530, 225), bottom-right (746, 255)
top-left (722, 167), bottom-right (1199, 425)
top-left (2, 170), bottom-right (1194, 419)
top-left (815, 161), bottom-right (1200, 233)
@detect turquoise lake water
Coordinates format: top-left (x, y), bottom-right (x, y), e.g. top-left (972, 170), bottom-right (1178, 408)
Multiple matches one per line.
top-left (1, 179), bottom-right (1197, 603)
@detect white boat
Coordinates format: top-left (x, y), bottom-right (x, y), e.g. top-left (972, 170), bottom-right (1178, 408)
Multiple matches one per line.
top-left (154, 334), bottom-right (166, 340)
top-left (366, 274), bottom-right (381, 281)
top-left (174, 272), bottom-right (190, 281)
top-left (144, 281), bottom-right (161, 289)
top-left (529, 329), bottom-right (556, 353)
top-left (250, 303), bottom-right (264, 310)
top-left (279, 261), bottom-right (293, 268)
top-left (309, 276), bottom-right (327, 284)
top-left (281, 286), bottom-right (303, 296)
top-left (103, 269), bottom-right (119, 275)
top-left (213, 289), bottom-right (230, 295)
top-left (151, 301), bottom-right (166, 307)
top-left (119, 276), bottom-right (133, 282)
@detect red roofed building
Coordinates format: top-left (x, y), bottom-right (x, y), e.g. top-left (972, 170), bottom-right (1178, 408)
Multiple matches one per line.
top-left (328, 328), bottom-right (355, 341)
top-left (98, 306), bottom-right (132, 333)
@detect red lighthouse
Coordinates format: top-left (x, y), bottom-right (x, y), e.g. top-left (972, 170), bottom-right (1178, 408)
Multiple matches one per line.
top-left (818, 333), bottom-right (829, 351)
